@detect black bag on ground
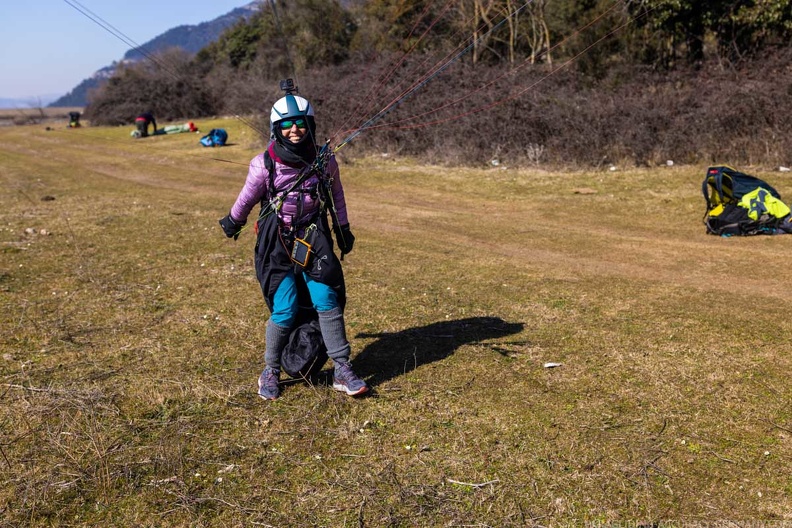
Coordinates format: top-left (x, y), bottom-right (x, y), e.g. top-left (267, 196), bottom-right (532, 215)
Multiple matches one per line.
top-left (281, 313), bottom-right (329, 379)
top-left (704, 203), bottom-right (762, 236)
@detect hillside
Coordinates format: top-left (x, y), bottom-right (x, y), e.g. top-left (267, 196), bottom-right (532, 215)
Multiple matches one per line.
top-left (49, 2), bottom-right (260, 108)
top-left (47, 64), bottom-right (117, 108)
top-left (122, 4), bottom-right (260, 61)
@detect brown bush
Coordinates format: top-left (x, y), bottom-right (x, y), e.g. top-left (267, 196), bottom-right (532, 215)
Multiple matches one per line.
top-left (86, 47), bottom-right (792, 169)
top-left (84, 49), bottom-right (218, 126)
top-left (223, 48), bottom-right (791, 169)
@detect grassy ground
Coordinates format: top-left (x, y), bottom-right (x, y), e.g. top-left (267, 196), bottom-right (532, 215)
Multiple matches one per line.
top-left (1, 119), bottom-right (791, 527)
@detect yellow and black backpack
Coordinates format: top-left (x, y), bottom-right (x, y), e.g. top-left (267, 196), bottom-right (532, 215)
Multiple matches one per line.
top-left (702, 165), bottom-right (792, 236)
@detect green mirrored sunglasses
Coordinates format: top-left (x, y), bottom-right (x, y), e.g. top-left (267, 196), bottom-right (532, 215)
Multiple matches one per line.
top-left (279, 118), bottom-right (307, 130)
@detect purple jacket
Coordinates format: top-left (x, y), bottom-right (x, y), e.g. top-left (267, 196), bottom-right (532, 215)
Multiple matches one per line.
top-left (230, 143), bottom-right (349, 229)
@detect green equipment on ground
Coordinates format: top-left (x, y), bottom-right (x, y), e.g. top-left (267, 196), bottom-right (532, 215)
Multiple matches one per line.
top-left (131, 122), bottom-right (198, 138)
top-left (154, 122), bottom-right (199, 135)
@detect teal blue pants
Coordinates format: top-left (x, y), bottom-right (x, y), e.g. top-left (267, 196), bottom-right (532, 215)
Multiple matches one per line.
top-left (270, 271), bottom-right (339, 327)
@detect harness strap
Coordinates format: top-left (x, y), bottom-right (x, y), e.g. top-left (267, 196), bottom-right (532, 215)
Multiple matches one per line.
top-left (260, 149), bottom-right (328, 232)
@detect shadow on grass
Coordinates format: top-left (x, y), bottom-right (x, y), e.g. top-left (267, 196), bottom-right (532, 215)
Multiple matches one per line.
top-left (351, 317), bottom-right (524, 388)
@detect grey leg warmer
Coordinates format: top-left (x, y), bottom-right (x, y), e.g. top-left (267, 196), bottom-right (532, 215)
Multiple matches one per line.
top-left (265, 319), bottom-right (291, 369)
top-left (318, 307), bottom-right (351, 363)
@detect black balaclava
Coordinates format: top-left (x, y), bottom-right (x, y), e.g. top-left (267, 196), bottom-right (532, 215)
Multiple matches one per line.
top-left (271, 116), bottom-right (317, 167)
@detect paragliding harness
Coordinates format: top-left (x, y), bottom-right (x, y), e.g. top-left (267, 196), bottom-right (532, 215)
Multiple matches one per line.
top-left (256, 141), bottom-right (342, 264)
top-left (257, 144), bottom-right (339, 379)
top-left (702, 165), bottom-right (792, 236)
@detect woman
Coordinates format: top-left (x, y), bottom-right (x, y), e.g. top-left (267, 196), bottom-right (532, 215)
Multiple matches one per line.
top-left (219, 89), bottom-right (368, 400)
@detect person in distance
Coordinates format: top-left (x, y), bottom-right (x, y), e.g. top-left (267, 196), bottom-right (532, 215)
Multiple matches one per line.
top-left (134, 111), bottom-right (157, 138)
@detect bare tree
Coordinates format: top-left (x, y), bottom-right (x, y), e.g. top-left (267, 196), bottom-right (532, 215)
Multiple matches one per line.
top-left (525, 0), bottom-right (551, 64)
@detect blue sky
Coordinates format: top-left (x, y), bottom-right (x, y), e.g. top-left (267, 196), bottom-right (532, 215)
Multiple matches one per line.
top-left (0, 0), bottom-right (253, 101)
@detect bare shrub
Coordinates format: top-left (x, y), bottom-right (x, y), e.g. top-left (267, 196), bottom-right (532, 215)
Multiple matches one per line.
top-left (526, 143), bottom-right (545, 164)
top-left (292, 50), bottom-right (792, 169)
top-left (84, 49), bottom-right (218, 126)
top-left (84, 44), bottom-right (792, 168)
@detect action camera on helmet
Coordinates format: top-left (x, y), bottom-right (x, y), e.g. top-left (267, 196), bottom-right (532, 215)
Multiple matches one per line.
top-left (279, 79), bottom-right (296, 94)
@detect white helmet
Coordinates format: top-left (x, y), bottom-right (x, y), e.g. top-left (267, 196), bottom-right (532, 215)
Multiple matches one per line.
top-left (270, 94), bottom-right (314, 132)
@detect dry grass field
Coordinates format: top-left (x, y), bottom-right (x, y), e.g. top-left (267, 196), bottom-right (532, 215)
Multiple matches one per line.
top-left (1, 118), bottom-right (791, 526)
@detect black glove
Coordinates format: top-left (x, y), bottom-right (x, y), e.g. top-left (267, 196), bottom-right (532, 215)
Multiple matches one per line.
top-left (334, 224), bottom-right (355, 255)
top-left (219, 213), bottom-right (245, 240)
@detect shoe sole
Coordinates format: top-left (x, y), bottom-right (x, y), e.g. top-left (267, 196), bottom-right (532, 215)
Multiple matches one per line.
top-left (333, 382), bottom-right (369, 396)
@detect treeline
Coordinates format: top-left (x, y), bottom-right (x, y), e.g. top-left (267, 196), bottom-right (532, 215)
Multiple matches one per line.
top-left (84, 0), bottom-right (792, 168)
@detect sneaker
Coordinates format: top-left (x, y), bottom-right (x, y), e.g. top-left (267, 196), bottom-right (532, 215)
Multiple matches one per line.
top-left (332, 362), bottom-right (369, 396)
top-left (257, 367), bottom-right (281, 400)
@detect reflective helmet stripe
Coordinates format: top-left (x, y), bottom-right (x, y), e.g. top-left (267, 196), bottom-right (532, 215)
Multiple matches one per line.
top-left (285, 95), bottom-right (301, 118)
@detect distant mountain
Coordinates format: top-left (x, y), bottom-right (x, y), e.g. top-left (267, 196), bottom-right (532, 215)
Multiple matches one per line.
top-left (123, 5), bottom-right (259, 61)
top-left (48, 64), bottom-right (117, 108)
top-left (49, 2), bottom-right (260, 108)
top-left (1, 95), bottom-right (62, 108)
